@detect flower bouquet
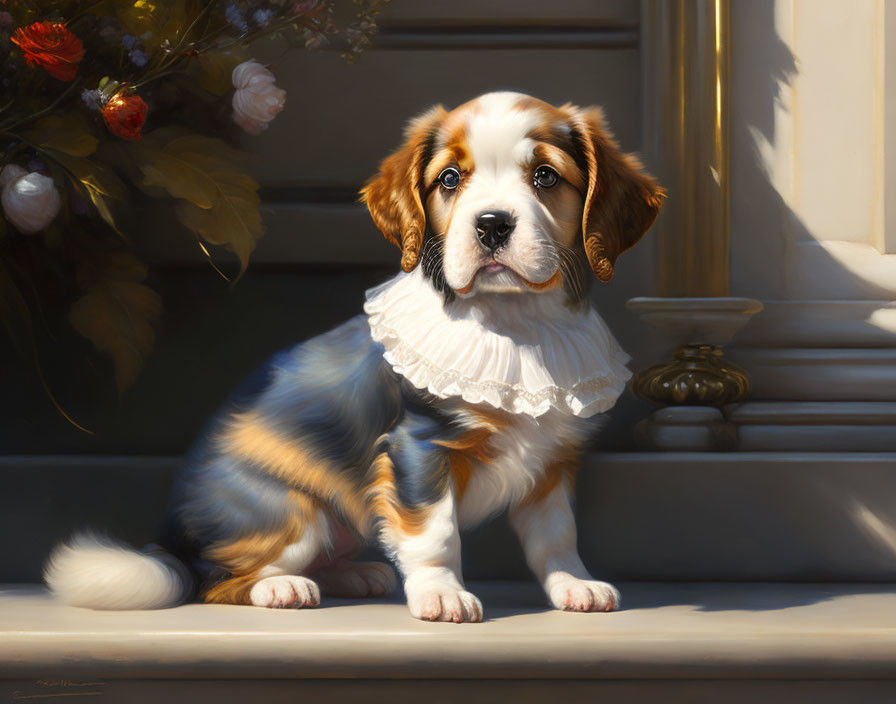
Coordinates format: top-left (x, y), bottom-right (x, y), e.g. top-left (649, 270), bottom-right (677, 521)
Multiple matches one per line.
top-left (0, 0), bottom-right (386, 428)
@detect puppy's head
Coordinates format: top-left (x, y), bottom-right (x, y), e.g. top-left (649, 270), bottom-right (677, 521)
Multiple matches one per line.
top-left (361, 92), bottom-right (664, 301)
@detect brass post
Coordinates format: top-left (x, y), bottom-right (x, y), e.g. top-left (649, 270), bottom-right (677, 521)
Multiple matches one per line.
top-left (641, 0), bottom-right (730, 297)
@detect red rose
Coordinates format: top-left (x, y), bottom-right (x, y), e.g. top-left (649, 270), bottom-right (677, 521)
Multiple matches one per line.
top-left (102, 92), bottom-right (148, 140)
top-left (11, 22), bottom-right (85, 82)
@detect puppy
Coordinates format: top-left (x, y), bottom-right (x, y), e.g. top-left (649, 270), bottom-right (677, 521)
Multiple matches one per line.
top-left (45, 92), bottom-right (663, 622)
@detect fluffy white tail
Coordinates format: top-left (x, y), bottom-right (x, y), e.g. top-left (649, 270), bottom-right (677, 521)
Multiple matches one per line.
top-left (44, 532), bottom-right (190, 610)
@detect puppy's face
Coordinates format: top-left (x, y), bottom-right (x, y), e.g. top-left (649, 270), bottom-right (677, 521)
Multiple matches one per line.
top-left (362, 92), bottom-right (664, 302)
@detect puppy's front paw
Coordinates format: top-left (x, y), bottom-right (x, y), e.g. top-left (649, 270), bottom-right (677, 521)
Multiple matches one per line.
top-left (249, 575), bottom-right (320, 609)
top-left (407, 585), bottom-right (483, 623)
top-left (547, 574), bottom-right (620, 612)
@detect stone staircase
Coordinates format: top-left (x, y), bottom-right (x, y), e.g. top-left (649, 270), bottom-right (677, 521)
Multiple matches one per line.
top-left (4, 452), bottom-right (896, 701)
top-left (4, 580), bottom-right (896, 703)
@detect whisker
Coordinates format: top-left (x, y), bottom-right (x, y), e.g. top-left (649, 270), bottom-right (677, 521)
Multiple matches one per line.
top-left (419, 233), bottom-right (452, 301)
top-left (554, 241), bottom-right (585, 301)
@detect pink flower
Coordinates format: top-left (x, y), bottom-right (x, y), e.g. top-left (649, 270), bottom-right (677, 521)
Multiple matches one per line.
top-left (231, 59), bottom-right (286, 135)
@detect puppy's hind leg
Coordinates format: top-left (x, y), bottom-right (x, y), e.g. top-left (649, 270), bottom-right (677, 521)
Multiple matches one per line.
top-left (202, 496), bottom-right (327, 609)
top-left (314, 559), bottom-right (398, 598)
top-left (307, 514), bottom-right (398, 598)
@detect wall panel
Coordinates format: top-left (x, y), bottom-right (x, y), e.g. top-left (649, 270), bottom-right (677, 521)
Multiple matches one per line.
top-left (242, 49), bottom-right (641, 187)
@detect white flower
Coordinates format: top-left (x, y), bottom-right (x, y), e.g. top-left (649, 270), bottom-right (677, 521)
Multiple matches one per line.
top-left (231, 59), bottom-right (286, 135)
top-left (0, 164), bottom-right (26, 188)
top-left (1, 171), bottom-right (61, 234)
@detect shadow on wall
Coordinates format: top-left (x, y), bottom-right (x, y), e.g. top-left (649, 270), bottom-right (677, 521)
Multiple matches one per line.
top-left (729, 0), bottom-right (883, 304)
top-left (600, 1), bottom-right (896, 451)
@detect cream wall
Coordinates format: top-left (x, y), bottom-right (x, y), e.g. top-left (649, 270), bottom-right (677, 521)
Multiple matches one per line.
top-left (731, 0), bottom-right (896, 301)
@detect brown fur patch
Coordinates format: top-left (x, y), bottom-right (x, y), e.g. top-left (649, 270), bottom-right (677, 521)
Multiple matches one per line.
top-left (202, 491), bottom-right (317, 605)
top-left (520, 97), bottom-right (586, 172)
top-left (424, 145), bottom-right (472, 191)
top-left (520, 269), bottom-right (563, 292)
top-left (438, 429), bottom-right (492, 502)
top-left (562, 105), bottom-right (665, 283)
top-left (516, 95), bottom-right (665, 283)
top-left (434, 411), bottom-right (506, 501)
top-left (446, 451), bottom-right (475, 501)
top-left (203, 571), bottom-right (264, 605)
top-left (427, 119), bottom-right (473, 176)
top-left (366, 452), bottom-right (434, 535)
top-left (220, 411), bottom-right (371, 533)
top-left (513, 94), bottom-right (572, 121)
top-left (360, 106), bottom-right (447, 272)
top-left (531, 143), bottom-right (586, 193)
top-left (518, 447), bottom-right (581, 509)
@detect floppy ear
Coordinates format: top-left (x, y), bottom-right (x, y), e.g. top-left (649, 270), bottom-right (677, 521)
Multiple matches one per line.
top-left (360, 106), bottom-right (447, 272)
top-left (570, 107), bottom-right (666, 282)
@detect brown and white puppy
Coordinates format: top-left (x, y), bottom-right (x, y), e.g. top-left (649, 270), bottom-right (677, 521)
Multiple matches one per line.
top-left (45, 92), bottom-right (663, 622)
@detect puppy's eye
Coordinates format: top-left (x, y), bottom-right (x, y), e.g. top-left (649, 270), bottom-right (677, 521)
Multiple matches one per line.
top-left (533, 165), bottom-right (559, 189)
top-left (438, 167), bottom-right (461, 190)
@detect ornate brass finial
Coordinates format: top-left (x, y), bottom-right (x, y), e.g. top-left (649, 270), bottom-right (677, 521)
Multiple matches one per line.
top-left (631, 343), bottom-right (750, 407)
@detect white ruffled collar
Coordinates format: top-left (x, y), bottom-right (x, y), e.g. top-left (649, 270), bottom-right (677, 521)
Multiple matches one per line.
top-left (363, 268), bottom-right (631, 418)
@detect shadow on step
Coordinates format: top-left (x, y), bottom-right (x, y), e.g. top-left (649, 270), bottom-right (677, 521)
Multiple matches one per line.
top-left (616, 581), bottom-right (896, 613)
top-left (462, 580), bottom-right (896, 617)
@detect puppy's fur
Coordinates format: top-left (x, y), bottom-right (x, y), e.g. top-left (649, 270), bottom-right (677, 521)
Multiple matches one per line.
top-left (45, 92), bottom-right (663, 622)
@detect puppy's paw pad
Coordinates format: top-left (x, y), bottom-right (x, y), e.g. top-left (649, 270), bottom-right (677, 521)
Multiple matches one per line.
top-left (408, 586), bottom-right (483, 623)
top-left (249, 575), bottom-right (320, 609)
top-left (549, 577), bottom-right (619, 613)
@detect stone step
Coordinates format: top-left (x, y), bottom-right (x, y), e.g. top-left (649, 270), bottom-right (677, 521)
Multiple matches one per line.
top-left (3, 581), bottom-right (896, 702)
top-left (729, 348), bottom-right (896, 401)
top-left (733, 300), bottom-right (896, 348)
top-left (6, 452), bottom-right (896, 583)
top-left (727, 402), bottom-right (896, 451)
top-left (729, 401), bottom-right (896, 424)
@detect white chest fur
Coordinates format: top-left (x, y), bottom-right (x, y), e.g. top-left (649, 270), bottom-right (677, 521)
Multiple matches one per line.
top-left (455, 407), bottom-right (597, 528)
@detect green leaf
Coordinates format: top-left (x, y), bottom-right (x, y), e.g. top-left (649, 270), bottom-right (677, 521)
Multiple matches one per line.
top-left (24, 113), bottom-right (98, 158)
top-left (69, 251), bottom-right (162, 392)
top-left (117, 1), bottom-right (196, 45)
top-left (47, 150), bottom-right (127, 235)
top-left (195, 47), bottom-right (250, 95)
top-left (176, 169), bottom-right (263, 277)
top-left (130, 131), bottom-right (264, 274)
top-left (131, 134), bottom-right (225, 209)
top-left (176, 197), bottom-right (261, 274)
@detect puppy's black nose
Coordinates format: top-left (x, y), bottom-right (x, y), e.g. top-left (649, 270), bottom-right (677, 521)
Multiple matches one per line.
top-left (475, 211), bottom-right (514, 250)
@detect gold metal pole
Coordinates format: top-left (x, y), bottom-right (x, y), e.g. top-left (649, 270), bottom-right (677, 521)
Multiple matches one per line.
top-left (632, 2), bottom-right (759, 450)
top-left (641, 0), bottom-right (730, 297)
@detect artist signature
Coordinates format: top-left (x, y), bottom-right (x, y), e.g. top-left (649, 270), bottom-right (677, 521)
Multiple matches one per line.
top-left (9, 680), bottom-right (104, 701)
